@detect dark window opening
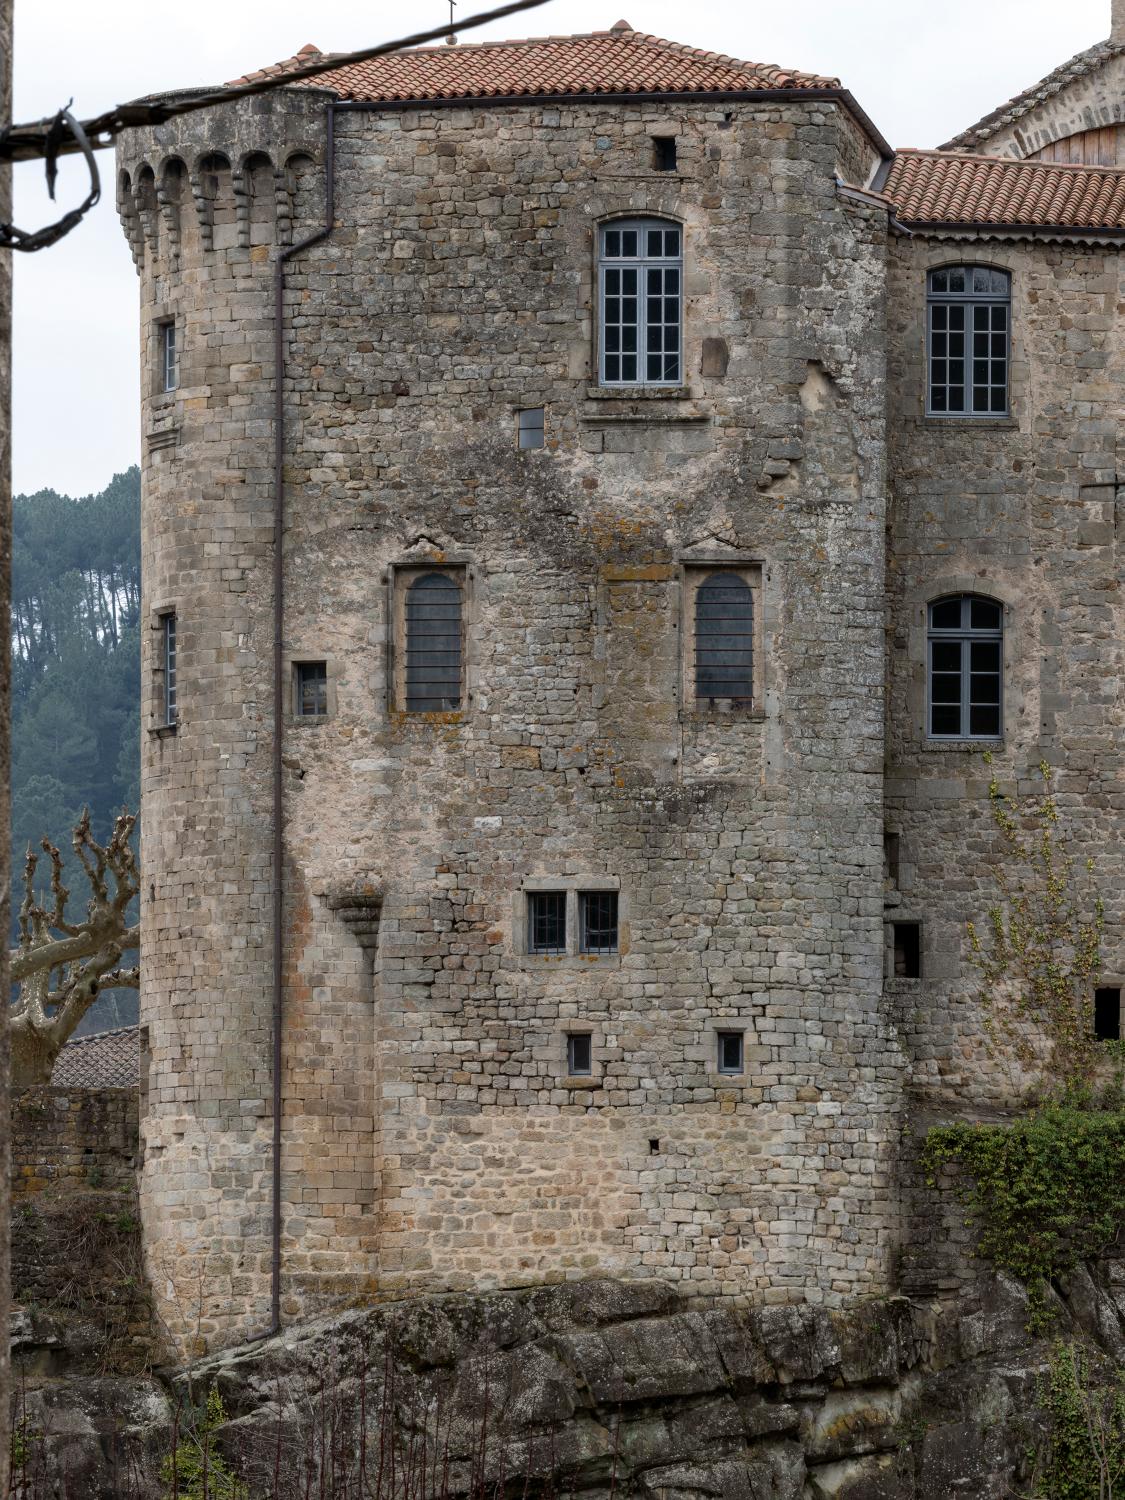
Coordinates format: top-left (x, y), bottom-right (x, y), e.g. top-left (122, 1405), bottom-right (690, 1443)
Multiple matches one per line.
top-left (927, 264), bottom-right (1010, 417)
top-left (893, 922), bottom-right (921, 979)
top-left (405, 571), bottom-right (462, 712)
top-left (695, 572), bottom-right (754, 701)
top-left (652, 136), bottom-right (677, 171)
top-left (579, 890), bottom-right (619, 955)
top-left (295, 661), bottom-right (328, 718)
top-left (717, 1030), bottom-right (744, 1074)
top-left (927, 593), bottom-right (1002, 740)
top-left (528, 892), bottom-right (567, 955)
top-left (885, 831), bottom-right (901, 887)
top-left (649, 1138), bottom-right (660, 1154)
top-left (162, 613), bottom-right (178, 726)
top-left (517, 407), bottom-right (545, 449)
top-left (1095, 987), bottom-right (1121, 1042)
top-left (566, 1033), bottom-right (593, 1076)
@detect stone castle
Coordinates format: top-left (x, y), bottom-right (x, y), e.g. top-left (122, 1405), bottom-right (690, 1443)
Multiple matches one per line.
top-left (115, 7), bottom-right (1125, 1347)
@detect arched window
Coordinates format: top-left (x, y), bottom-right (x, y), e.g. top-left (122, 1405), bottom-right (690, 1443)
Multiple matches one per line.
top-left (599, 218), bottom-right (682, 386)
top-left (694, 572), bottom-right (754, 702)
top-left (927, 265), bottom-right (1010, 416)
top-left (404, 572), bottom-right (462, 712)
top-left (927, 594), bottom-right (1003, 739)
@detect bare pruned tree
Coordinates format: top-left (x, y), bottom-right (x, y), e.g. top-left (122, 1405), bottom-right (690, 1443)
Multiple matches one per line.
top-left (11, 809), bottom-right (138, 1087)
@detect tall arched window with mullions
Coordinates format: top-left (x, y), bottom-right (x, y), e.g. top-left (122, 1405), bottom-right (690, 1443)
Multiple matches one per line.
top-left (599, 219), bottom-right (682, 386)
top-left (927, 594), bottom-right (1003, 739)
top-left (927, 266), bottom-right (1011, 416)
top-left (404, 572), bottom-right (463, 712)
top-left (695, 572), bottom-right (754, 703)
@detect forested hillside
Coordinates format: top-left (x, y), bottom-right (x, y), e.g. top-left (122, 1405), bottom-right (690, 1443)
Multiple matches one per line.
top-left (12, 467), bottom-right (141, 1034)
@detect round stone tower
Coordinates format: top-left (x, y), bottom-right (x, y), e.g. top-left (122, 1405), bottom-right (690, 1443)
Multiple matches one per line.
top-left (117, 88), bottom-right (331, 1346)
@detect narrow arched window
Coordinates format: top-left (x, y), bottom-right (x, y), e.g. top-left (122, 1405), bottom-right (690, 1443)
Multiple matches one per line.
top-left (405, 572), bottom-right (462, 711)
top-left (599, 219), bottom-right (682, 386)
top-left (927, 265), bottom-right (1010, 416)
top-left (695, 572), bottom-right (754, 702)
top-left (927, 594), bottom-right (1003, 739)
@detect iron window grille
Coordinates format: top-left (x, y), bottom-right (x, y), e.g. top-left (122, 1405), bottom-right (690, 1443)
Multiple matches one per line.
top-left (162, 612), bottom-right (178, 725)
top-left (927, 265), bottom-right (1010, 416)
top-left (717, 1030), bottom-right (744, 1075)
top-left (404, 572), bottom-right (462, 712)
top-left (599, 219), bottom-right (682, 387)
top-left (579, 891), bottom-right (619, 955)
top-left (694, 572), bottom-right (754, 702)
top-left (161, 321), bottom-right (179, 392)
top-left (927, 594), bottom-right (1003, 739)
top-left (295, 661), bottom-right (328, 718)
top-left (517, 408), bottom-right (545, 449)
top-left (566, 1033), bottom-right (593, 1076)
top-left (527, 892), bottom-right (567, 955)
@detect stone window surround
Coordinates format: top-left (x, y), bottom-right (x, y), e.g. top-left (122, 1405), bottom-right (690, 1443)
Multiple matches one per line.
top-left (575, 192), bottom-right (709, 397)
top-left (1095, 977), bottom-right (1125, 1047)
top-left (285, 654), bottom-right (338, 724)
top-left (147, 600), bottom-right (178, 737)
top-left (678, 559), bottom-right (765, 717)
top-left (885, 918), bottom-right (924, 982)
top-left (698, 1015), bottom-right (756, 1087)
top-left (903, 574), bottom-right (1030, 755)
top-left (148, 303), bottom-right (180, 402)
top-left (905, 248), bottom-right (1024, 428)
top-left (513, 876), bottom-right (625, 965)
top-left (386, 559), bottom-right (474, 717)
top-left (542, 1018), bottom-right (605, 1089)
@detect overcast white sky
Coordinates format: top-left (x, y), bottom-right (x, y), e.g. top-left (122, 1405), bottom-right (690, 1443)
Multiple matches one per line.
top-left (11, 0), bottom-right (1112, 496)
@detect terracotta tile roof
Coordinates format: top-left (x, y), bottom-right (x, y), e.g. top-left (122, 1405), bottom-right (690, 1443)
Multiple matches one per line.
top-left (230, 22), bottom-right (839, 103)
top-left (52, 1026), bottom-right (140, 1089)
top-left (942, 37), bottom-right (1124, 152)
top-left (883, 149), bottom-right (1125, 231)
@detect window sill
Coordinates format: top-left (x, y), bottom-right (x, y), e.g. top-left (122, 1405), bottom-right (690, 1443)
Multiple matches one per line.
top-left (562, 1075), bottom-right (602, 1090)
top-left (679, 706), bottom-right (766, 722)
top-left (911, 415), bottom-right (1019, 429)
top-left (586, 385), bottom-right (695, 401)
top-left (920, 738), bottom-right (1004, 753)
top-left (288, 715), bottom-right (330, 729)
top-left (519, 953), bottom-right (622, 969)
top-left (149, 722), bottom-right (178, 739)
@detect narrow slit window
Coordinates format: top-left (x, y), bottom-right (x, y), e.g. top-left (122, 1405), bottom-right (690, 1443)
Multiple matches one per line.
top-left (295, 661), bottom-right (328, 718)
top-left (599, 218), bottom-right (682, 386)
top-left (717, 1030), bottom-right (744, 1075)
top-left (927, 594), bottom-right (1003, 740)
top-left (517, 408), bottom-right (545, 449)
top-left (566, 1033), bottom-right (593, 1077)
top-left (893, 922), bottom-right (921, 979)
top-left (162, 612), bottom-right (178, 726)
top-left (161, 321), bottom-right (179, 392)
top-left (695, 572), bottom-right (754, 702)
top-left (927, 265), bottom-right (1010, 417)
top-left (528, 892), bottom-right (567, 955)
top-left (652, 136), bottom-right (677, 172)
top-left (1095, 987), bottom-right (1121, 1042)
top-left (405, 572), bottom-right (462, 712)
top-left (579, 891), bottom-right (619, 955)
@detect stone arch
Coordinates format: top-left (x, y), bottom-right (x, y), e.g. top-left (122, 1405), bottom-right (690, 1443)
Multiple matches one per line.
top-left (133, 163), bottom-right (159, 260)
top-left (285, 151), bottom-right (320, 240)
top-left (158, 157), bottom-right (188, 258)
top-left (242, 151), bottom-right (277, 247)
top-left (117, 168), bottom-right (144, 270)
top-left (195, 152), bottom-right (236, 252)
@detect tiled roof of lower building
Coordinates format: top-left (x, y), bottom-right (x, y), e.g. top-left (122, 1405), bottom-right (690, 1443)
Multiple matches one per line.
top-left (52, 1026), bottom-right (140, 1089)
top-left (941, 37), bottom-right (1124, 153)
top-left (230, 22), bottom-right (840, 102)
top-left (883, 149), bottom-right (1125, 232)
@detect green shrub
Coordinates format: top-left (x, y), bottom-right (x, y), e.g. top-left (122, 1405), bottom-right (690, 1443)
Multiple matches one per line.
top-left (1030, 1342), bottom-right (1125, 1499)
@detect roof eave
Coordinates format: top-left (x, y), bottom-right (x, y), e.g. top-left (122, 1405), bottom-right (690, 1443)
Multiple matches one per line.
top-left (897, 218), bottom-right (1125, 242)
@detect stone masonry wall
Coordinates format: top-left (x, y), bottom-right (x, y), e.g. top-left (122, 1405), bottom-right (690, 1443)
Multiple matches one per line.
top-left (119, 90), bottom-right (903, 1345)
top-left (11, 1087), bottom-right (138, 1200)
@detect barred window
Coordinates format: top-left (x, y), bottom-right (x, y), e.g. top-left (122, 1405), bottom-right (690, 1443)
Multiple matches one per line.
top-left (695, 573), bottom-right (754, 702)
top-left (579, 891), bottom-right (619, 955)
top-left (404, 572), bottom-right (462, 712)
top-left (599, 219), bottom-right (682, 386)
top-left (528, 892), bottom-right (567, 956)
top-left (927, 265), bottom-right (1010, 416)
top-left (927, 594), bottom-right (1003, 739)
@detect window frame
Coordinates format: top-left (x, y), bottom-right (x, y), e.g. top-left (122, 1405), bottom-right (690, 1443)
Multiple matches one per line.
top-left (517, 880), bottom-right (624, 961)
top-left (926, 264), bottom-right (1011, 418)
top-left (597, 216), bottom-right (684, 389)
top-left (160, 319), bottom-right (179, 393)
top-left (716, 1030), bottom-right (745, 1076)
top-left (578, 890), bottom-right (619, 956)
top-left (162, 611), bottom-right (178, 727)
top-left (565, 1032), bottom-right (594, 1077)
top-left (293, 659), bottom-right (329, 720)
top-left (390, 563), bottom-right (468, 716)
top-left (680, 563), bottom-right (764, 714)
top-left (527, 891), bottom-right (568, 956)
top-left (926, 593), bottom-right (1004, 741)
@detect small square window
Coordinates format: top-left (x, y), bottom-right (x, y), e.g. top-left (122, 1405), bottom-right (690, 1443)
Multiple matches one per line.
top-left (295, 661), bottom-right (328, 718)
top-left (528, 892), bottom-right (567, 955)
top-left (1095, 987), bottom-right (1121, 1042)
top-left (566, 1033), bottom-right (593, 1076)
top-left (652, 136), bottom-right (677, 172)
top-left (893, 922), bottom-right (922, 979)
top-left (160, 321), bottom-right (178, 392)
top-left (579, 891), bottom-right (618, 955)
top-left (717, 1030), bottom-right (744, 1075)
top-left (517, 408), bottom-right (545, 449)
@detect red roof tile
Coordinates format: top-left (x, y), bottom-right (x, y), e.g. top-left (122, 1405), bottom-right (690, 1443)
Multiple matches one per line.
top-left (231, 24), bottom-right (839, 103)
top-left (52, 1026), bottom-right (140, 1089)
top-left (883, 149), bottom-right (1125, 231)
